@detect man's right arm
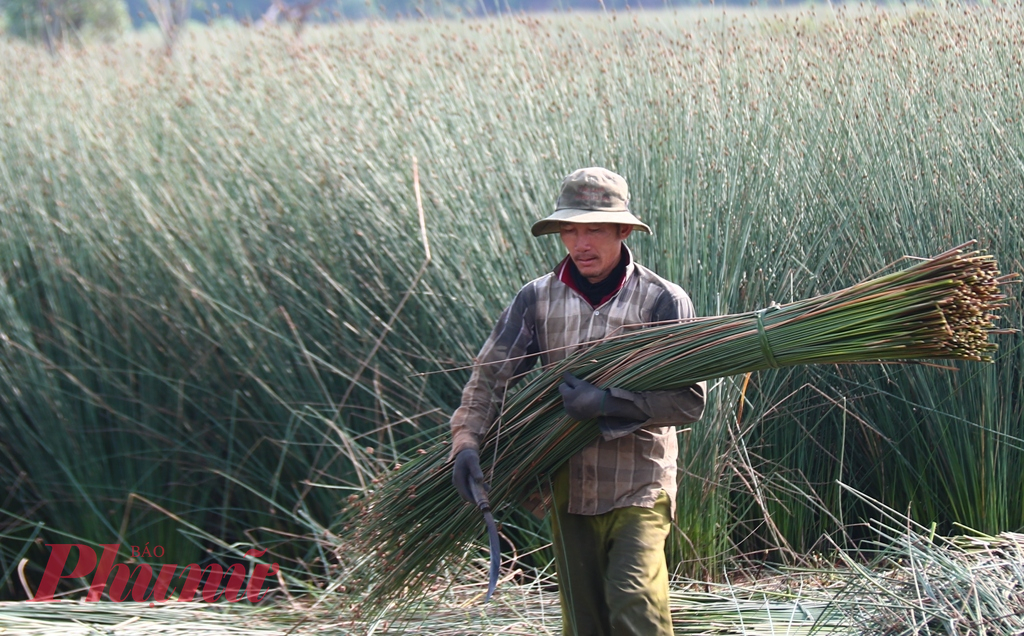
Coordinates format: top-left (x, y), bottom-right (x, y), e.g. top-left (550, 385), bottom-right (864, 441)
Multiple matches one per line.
top-left (450, 285), bottom-right (539, 459)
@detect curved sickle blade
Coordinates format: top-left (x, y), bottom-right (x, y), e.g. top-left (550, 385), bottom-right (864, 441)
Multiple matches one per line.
top-left (482, 510), bottom-right (500, 601)
top-left (470, 479), bottom-right (501, 602)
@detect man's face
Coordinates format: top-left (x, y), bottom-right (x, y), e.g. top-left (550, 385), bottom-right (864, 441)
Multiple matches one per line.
top-left (558, 223), bottom-right (633, 283)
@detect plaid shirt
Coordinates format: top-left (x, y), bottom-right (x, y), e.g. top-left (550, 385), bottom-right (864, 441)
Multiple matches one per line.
top-left (450, 247), bottom-right (706, 516)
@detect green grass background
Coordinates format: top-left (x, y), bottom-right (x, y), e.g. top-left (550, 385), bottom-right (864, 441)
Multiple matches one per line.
top-left (1, 4), bottom-right (1022, 600)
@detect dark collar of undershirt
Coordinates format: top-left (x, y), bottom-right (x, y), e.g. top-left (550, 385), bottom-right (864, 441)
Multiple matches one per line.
top-left (561, 244), bottom-right (629, 308)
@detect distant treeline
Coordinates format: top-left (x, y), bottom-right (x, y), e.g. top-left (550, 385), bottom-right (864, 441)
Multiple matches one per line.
top-left (124, 0), bottom-right (783, 27)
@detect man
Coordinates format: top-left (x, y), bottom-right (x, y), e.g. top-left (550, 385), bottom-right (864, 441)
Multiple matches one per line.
top-left (450, 167), bottom-right (706, 636)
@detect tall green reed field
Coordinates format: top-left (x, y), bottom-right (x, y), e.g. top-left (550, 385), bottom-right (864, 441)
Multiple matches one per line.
top-left (1, 5), bottom-right (1022, 598)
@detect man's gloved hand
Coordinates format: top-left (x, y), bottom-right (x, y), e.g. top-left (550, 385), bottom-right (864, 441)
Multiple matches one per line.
top-left (558, 372), bottom-right (607, 421)
top-left (452, 448), bottom-right (487, 504)
top-left (558, 372), bottom-right (651, 440)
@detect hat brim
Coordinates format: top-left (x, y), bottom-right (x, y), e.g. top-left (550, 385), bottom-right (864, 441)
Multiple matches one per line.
top-left (531, 209), bottom-right (653, 237)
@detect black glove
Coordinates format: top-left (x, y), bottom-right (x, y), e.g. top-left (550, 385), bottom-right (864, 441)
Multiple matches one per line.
top-left (558, 372), bottom-right (650, 440)
top-left (452, 448), bottom-right (487, 504)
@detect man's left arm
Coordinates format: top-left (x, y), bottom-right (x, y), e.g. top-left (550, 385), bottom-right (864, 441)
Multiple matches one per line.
top-left (559, 285), bottom-right (707, 439)
top-left (607, 381), bottom-right (706, 427)
top-left (561, 376), bottom-right (706, 441)
top-left (608, 285), bottom-right (707, 433)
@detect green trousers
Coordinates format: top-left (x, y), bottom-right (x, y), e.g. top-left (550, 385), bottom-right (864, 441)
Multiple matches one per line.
top-left (550, 465), bottom-right (673, 636)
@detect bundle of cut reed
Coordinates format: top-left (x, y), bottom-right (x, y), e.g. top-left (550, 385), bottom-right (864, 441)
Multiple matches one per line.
top-left (342, 243), bottom-right (1015, 612)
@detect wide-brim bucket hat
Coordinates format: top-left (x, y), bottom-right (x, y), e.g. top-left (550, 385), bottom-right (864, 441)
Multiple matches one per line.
top-left (531, 167), bottom-right (652, 237)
